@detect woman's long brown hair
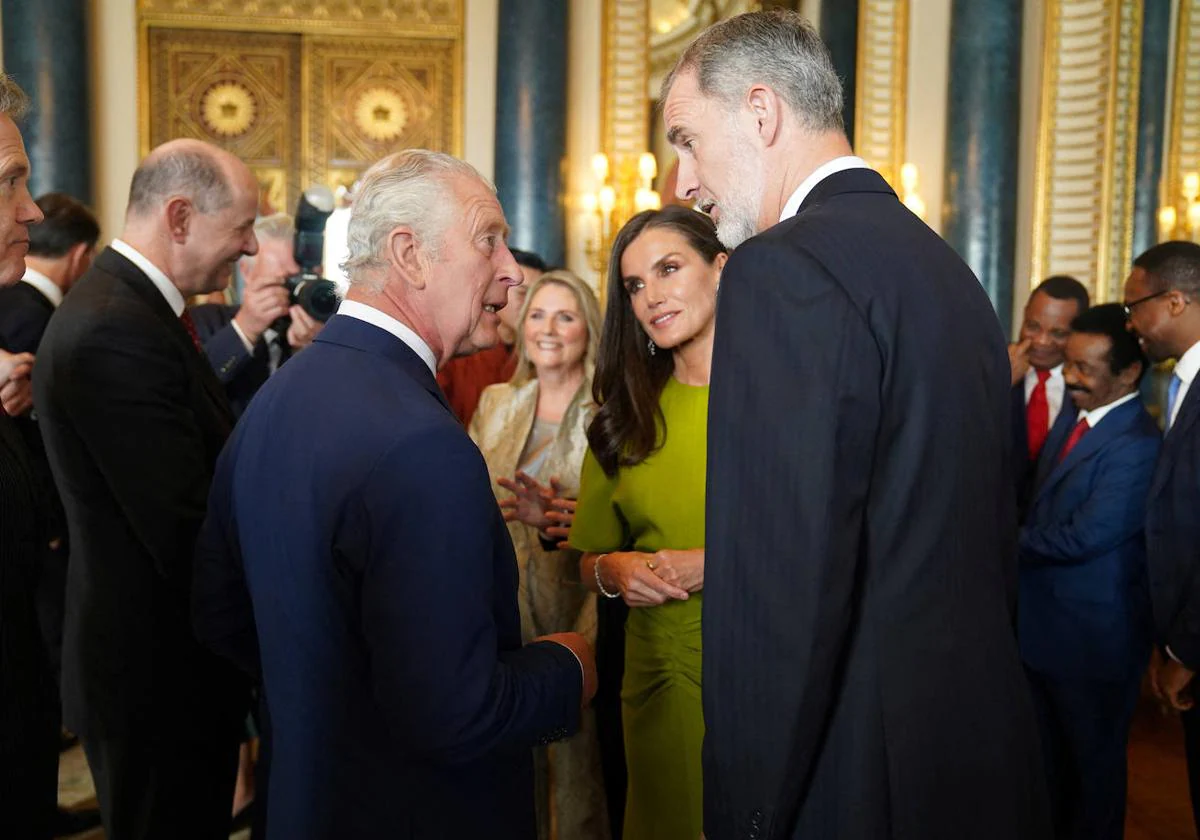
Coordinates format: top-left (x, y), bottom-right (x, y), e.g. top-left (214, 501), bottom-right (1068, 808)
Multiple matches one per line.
top-left (587, 206), bottom-right (727, 476)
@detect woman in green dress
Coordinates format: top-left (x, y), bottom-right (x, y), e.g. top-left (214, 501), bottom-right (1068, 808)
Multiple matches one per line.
top-left (569, 205), bottom-right (727, 840)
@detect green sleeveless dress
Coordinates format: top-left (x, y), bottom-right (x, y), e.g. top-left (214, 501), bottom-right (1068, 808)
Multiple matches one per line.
top-left (569, 377), bottom-right (707, 840)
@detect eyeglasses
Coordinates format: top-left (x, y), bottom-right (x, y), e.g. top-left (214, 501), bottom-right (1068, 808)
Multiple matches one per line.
top-left (1123, 290), bottom-right (1170, 318)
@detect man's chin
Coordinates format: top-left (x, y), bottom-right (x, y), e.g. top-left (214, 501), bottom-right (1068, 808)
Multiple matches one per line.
top-left (453, 328), bottom-right (501, 358)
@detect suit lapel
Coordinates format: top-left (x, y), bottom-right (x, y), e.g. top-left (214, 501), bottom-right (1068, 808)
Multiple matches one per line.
top-left (95, 248), bottom-right (235, 428)
top-left (1032, 402), bottom-right (1078, 490)
top-left (1035, 400), bottom-right (1139, 501)
top-left (1151, 380), bottom-right (1200, 500)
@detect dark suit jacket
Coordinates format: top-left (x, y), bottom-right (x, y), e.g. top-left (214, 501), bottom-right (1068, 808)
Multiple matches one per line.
top-left (1019, 397), bottom-right (1158, 681)
top-left (189, 302), bottom-right (291, 419)
top-left (194, 314), bottom-right (583, 839)
top-left (32, 247), bottom-right (247, 739)
top-left (1146, 378), bottom-right (1200, 667)
top-left (1012, 379), bottom-right (1077, 521)
top-left (703, 168), bottom-right (1050, 840)
top-left (0, 279), bottom-right (55, 354)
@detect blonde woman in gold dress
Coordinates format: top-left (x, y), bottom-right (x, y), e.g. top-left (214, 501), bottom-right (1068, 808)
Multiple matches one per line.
top-left (468, 269), bottom-right (609, 840)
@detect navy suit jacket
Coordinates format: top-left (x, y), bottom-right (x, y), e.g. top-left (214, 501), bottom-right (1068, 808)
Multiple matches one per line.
top-left (194, 314), bottom-right (582, 839)
top-left (189, 303), bottom-right (291, 419)
top-left (1019, 397), bottom-right (1159, 681)
top-left (1146, 379), bottom-right (1200, 667)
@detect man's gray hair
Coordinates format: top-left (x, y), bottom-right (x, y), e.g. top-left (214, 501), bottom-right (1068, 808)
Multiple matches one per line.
top-left (0, 74), bottom-right (30, 122)
top-left (126, 146), bottom-right (233, 217)
top-left (240, 213), bottom-right (294, 269)
top-left (662, 9), bottom-right (844, 134)
top-left (341, 149), bottom-right (487, 290)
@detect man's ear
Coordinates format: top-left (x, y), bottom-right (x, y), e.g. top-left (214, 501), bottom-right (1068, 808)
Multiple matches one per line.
top-left (165, 197), bottom-right (192, 243)
top-left (386, 225), bottom-right (425, 290)
top-left (1118, 360), bottom-right (1144, 390)
top-left (746, 84), bottom-right (783, 147)
top-left (65, 241), bottom-right (90, 279)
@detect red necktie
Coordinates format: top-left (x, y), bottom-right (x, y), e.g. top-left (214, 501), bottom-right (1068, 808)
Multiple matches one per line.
top-left (1026, 368), bottom-right (1052, 460)
top-left (179, 310), bottom-right (203, 354)
top-left (1058, 417), bottom-right (1089, 462)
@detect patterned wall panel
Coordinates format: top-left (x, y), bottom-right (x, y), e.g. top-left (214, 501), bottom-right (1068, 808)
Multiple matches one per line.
top-left (854, 0), bottom-right (908, 189)
top-left (304, 36), bottom-right (460, 192)
top-left (1031, 0), bottom-right (1142, 303)
top-left (147, 28), bottom-right (301, 213)
top-left (1165, 0), bottom-right (1200, 229)
top-left (138, 0), bottom-right (462, 36)
top-left (603, 0), bottom-right (651, 161)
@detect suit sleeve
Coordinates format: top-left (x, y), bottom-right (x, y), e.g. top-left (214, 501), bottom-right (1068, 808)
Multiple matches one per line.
top-left (1020, 435), bottom-right (1160, 565)
top-left (192, 433), bottom-right (261, 678)
top-left (62, 312), bottom-right (212, 594)
top-left (1164, 436), bottom-right (1200, 668)
top-left (203, 321), bottom-right (255, 385)
top-left (0, 303), bottom-right (51, 354)
top-left (702, 238), bottom-right (882, 833)
top-left (353, 424), bottom-right (582, 766)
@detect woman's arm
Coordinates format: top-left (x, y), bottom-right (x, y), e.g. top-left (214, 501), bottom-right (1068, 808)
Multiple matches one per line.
top-left (580, 551), bottom-right (689, 607)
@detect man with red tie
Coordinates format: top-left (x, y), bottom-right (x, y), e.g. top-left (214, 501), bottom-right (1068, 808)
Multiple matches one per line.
top-left (33, 139), bottom-right (258, 840)
top-left (1018, 302), bottom-right (1159, 840)
top-left (1010, 275), bottom-right (1091, 518)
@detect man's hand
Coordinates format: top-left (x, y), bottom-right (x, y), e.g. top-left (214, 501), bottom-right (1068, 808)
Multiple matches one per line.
top-left (1008, 339), bottom-right (1031, 387)
top-left (0, 349), bottom-right (34, 415)
top-left (1159, 656), bottom-right (1196, 712)
top-left (537, 631), bottom-right (597, 706)
top-left (285, 305), bottom-right (323, 350)
top-left (234, 276), bottom-right (291, 345)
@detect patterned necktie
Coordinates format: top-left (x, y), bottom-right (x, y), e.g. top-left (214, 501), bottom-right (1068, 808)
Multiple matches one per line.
top-left (179, 309), bottom-right (203, 354)
top-left (1058, 417), bottom-right (1090, 462)
top-left (1166, 374), bottom-right (1183, 429)
top-left (1026, 368), bottom-right (1052, 460)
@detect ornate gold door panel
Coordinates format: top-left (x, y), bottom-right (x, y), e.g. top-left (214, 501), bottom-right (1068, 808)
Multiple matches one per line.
top-left (147, 28), bottom-right (301, 214)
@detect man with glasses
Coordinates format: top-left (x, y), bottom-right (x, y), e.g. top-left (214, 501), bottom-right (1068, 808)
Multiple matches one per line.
top-left (1123, 240), bottom-right (1200, 835)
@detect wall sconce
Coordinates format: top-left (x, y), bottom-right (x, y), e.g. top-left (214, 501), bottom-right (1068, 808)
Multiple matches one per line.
top-left (899, 162), bottom-right (926, 221)
top-left (1159, 171), bottom-right (1200, 242)
top-left (581, 151), bottom-right (661, 274)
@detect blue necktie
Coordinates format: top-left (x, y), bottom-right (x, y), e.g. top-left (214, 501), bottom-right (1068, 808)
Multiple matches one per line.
top-left (1166, 374), bottom-right (1183, 428)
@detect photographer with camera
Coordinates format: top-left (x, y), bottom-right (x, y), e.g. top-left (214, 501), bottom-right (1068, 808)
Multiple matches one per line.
top-left (191, 213), bottom-right (326, 418)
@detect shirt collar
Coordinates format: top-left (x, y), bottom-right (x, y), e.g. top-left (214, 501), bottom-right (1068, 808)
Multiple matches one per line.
top-left (20, 267), bottom-right (63, 308)
top-left (1078, 391), bottom-right (1139, 428)
top-left (779, 156), bottom-right (871, 222)
top-left (336, 299), bottom-right (437, 377)
top-left (1025, 363), bottom-right (1064, 386)
top-left (110, 239), bottom-right (186, 317)
top-left (1174, 339), bottom-right (1200, 386)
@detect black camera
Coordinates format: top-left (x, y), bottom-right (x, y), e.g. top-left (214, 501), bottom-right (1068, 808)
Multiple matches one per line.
top-left (284, 185), bottom-right (340, 322)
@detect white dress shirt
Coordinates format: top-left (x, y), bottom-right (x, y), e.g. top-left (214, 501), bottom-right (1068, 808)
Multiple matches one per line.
top-left (779, 155), bottom-right (871, 222)
top-left (1025, 364), bottom-right (1066, 429)
top-left (20, 267), bottom-right (63, 308)
top-left (110, 239), bottom-right (185, 316)
top-left (1075, 391), bottom-right (1138, 430)
top-left (336, 299), bottom-right (437, 376)
top-left (1168, 340), bottom-right (1200, 430)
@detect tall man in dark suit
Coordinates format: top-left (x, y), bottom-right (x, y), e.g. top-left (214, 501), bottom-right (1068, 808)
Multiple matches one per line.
top-left (662, 10), bottom-right (1049, 838)
top-left (189, 213), bottom-right (323, 418)
top-left (1123, 240), bottom-right (1200, 835)
top-left (1019, 303), bottom-right (1158, 840)
top-left (33, 139), bottom-right (259, 840)
top-left (1009, 275), bottom-right (1090, 518)
top-left (194, 149), bottom-right (596, 839)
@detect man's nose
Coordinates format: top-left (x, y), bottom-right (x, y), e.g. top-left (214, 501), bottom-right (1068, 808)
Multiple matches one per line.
top-left (244, 232), bottom-right (259, 257)
top-left (675, 155), bottom-right (699, 202)
top-left (496, 242), bottom-right (521, 286)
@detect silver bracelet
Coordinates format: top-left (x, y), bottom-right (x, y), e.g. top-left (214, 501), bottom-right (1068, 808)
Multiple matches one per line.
top-left (594, 554), bottom-right (620, 599)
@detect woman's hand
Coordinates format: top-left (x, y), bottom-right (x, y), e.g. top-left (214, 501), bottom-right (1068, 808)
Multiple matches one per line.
top-left (545, 498), bottom-right (576, 549)
top-left (647, 548), bottom-right (704, 593)
top-left (497, 471), bottom-right (563, 532)
top-left (598, 552), bottom-right (689, 607)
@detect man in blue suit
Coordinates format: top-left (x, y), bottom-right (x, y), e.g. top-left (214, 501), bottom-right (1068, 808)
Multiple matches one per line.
top-left (194, 150), bottom-right (596, 839)
top-left (1124, 240), bottom-right (1200, 834)
top-left (1019, 303), bottom-right (1159, 840)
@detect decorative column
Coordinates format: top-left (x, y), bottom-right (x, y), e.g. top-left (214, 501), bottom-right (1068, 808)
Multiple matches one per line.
top-left (942, 0), bottom-right (1023, 331)
top-left (854, 0), bottom-right (909, 188)
top-left (819, 1), bottom-right (859, 144)
top-left (494, 0), bottom-right (569, 266)
top-left (1132, 0), bottom-right (1171, 259)
top-left (1, 0), bottom-right (93, 203)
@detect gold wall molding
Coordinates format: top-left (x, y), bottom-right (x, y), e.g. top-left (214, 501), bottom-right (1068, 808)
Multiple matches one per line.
top-left (1165, 0), bottom-right (1200, 232)
top-left (854, 0), bottom-right (909, 189)
top-left (602, 0), bottom-right (651, 165)
top-left (1030, 0), bottom-right (1142, 303)
top-left (137, 0), bottom-right (462, 37)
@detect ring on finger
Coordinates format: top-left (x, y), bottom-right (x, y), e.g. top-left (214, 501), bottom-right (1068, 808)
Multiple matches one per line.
top-left (646, 558), bottom-right (658, 571)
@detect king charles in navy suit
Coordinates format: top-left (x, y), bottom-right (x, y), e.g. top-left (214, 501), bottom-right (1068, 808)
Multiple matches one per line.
top-left (1019, 304), bottom-right (1159, 840)
top-left (194, 150), bottom-right (596, 840)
